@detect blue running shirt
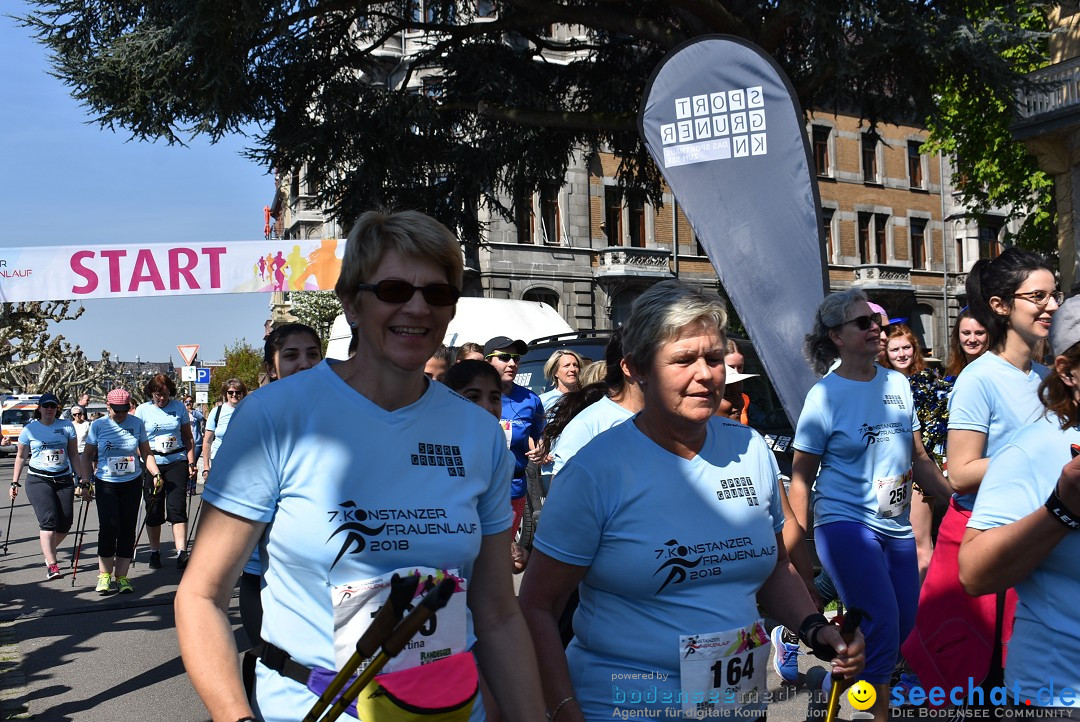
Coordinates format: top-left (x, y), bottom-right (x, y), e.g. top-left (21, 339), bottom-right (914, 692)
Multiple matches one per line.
top-left (134, 399), bottom-right (191, 466)
top-left (86, 415), bottom-right (148, 483)
top-left (19, 419), bottom-right (76, 475)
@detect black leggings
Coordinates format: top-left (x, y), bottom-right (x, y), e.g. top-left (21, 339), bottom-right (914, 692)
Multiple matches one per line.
top-left (95, 477), bottom-right (142, 559)
top-left (25, 472), bottom-right (75, 533)
top-left (143, 459), bottom-right (190, 526)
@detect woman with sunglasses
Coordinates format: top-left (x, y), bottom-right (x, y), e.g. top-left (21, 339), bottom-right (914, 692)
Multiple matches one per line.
top-left (200, 378), bottom-right (247, 481)
top-left (789, 290), bottom-right (950, 722)
top-left (84, 388), bottom-right (163, 595)
top-left (176, 210), bottom-right (545, 722)
top-left (10, 392), bottom-right (81, 581)
top-left (134, 374), bottom-right (196, 571)
top-left (904, 248), bottom-right (1059, 696)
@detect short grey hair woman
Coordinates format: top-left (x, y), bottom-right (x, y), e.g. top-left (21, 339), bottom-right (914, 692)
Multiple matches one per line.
top-left (520, 279), bottom-right (863, 720)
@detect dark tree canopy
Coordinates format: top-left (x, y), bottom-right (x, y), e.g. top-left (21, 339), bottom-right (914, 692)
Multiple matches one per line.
top-left (22, 0), bottom-right (1051, 246)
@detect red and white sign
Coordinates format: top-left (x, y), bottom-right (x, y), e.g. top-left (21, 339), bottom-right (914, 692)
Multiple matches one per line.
top-left (177, 345), bottom-right (200, 366)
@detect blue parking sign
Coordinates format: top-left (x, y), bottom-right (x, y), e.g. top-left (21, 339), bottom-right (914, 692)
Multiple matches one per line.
top-left (196, 367), bottom-right (212, 384)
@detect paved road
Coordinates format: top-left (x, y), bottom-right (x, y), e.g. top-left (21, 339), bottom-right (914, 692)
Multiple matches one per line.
top-left (1, 454), bottom-right (859, 721)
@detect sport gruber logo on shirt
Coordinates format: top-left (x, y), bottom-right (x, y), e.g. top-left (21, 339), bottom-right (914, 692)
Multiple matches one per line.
top-left (410, 442), bottom-right (466, 477)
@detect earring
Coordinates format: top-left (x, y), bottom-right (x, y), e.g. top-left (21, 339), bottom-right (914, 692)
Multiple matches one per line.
top-left (349, 321), bottom-right (358, 329)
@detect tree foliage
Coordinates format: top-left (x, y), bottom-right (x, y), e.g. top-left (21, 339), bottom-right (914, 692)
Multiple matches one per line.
top-left (208, 340), bottom-right (264, 399)
top-left (21, 0), bottom-right (1053, 245)
top-left (0, 301), bottom-right (103, 398)
top-left (289, 290), bottom-right (342, 349)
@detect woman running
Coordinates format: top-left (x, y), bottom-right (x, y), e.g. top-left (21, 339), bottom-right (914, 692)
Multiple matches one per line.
top-left (200, 378), bottom-right (247, 480)
top-left (83, 389), bottom-right (162, 595)
top-left (9, 392), bottom-right (80, 581)
top-left (176, 210), bottom-right (545, 721)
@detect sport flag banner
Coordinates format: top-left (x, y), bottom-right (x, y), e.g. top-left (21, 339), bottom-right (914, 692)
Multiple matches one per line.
top-left (638, 35), bottom-right (827, 426)
top-left (0, 237), bottom-right (344, 303)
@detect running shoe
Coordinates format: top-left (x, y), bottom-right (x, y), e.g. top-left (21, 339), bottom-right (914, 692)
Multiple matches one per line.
top-left (771, 624), bottom-right (800, 684)
top-left (148, 550), bottom-right (162, 569)
top-left (46, 563), bottom-right (61, 580)
top-left (96, 572), bottom-right (115, 595)
top-left (895, 672), bottom-right (922, 703)
top-left (176, 550), bottom-right (189, 571)
top-left (116, 576), bottom-right (133, 594)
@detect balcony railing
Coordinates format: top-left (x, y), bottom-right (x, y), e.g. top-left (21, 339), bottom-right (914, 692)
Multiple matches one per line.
top-left (1017, 56), bottom-right (1080, 121)
top-left (851, 264), bottom-right (911, 288)
top-left (595, 247), bottom-right (673, 279)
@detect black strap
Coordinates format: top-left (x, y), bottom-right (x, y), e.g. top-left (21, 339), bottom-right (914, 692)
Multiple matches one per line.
top-left (984, 592), bottom-right (1007, 689)
top-left (258, 641), bottom-right (312, 688)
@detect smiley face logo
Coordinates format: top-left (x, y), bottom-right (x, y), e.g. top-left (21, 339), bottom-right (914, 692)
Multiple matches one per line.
top-left (847, 680), bottom-right (876, 711)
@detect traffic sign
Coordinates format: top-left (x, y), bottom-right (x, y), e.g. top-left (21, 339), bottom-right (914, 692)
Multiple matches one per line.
top-left (203, 360), bottom-right (226, 367)
top-left (177, 344), bottom-right (200, 366)
top-left (194, 383), bottom-right (209, 393)
top-left (196, 367), bottom-right (212, 384)
top-left (195, 391), bottom-right (209, 404)
top-left (181, 366), bottom-right (196, 382)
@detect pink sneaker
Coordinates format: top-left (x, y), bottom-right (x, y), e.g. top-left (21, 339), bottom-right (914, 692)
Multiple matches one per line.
top-left (46, 563), bottom-right (61, 580)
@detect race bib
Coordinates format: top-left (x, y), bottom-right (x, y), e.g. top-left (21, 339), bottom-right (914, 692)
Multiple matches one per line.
top-left (679, 620), bottom-right (770, 717)
top-left (153, 434), bottom-right (180, 454)
top-left (332, 567), bottom-right (468, 676)
top-left (499, 420), bottom-right (512, 448)
top-left (107, 456), bottom-right (137, 476)
top-left (41, 447), bottom-right (67, 468)
top-left (875, 469), bottom-right (913, 518)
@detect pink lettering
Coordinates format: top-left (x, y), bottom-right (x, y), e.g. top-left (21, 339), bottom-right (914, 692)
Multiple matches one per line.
top-left (202, 247), bottom-right (226, 288)
top-left (128, 249), bottom-right (165, 292)
top-left (100, 250), bottom-right (127, 293)
top-left (70, 251), bottom-right (97, 294)
top-left (169, 248), bottom-right (200, 290)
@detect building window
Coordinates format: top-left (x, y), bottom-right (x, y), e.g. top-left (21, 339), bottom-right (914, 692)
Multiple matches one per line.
top-left (862, 134), bottom-right (879, 183)
top-left (956, 238), bottom-right (965, 271)
top-left (611, 288), bottom-right (642, 328)
top-left (875, 214), bottom-right (888, 263)
top-left (858, 213), bottom-right (871, 263)
top-left (290, 172), bottom-right (299, 202)
top-left (911, 219), bottom-right (927, 269)
top-left (540, 184), bottom-right (559, 245)
top-left (628, 194), bottom-right (646, 248)
top-left (858, 212), bottom-right (889, 263)
top-left (523, 287), bottom-right (559, 312)
top-left (822, 208), bottom-right (835, 262)
top-left (604, 187), bottom-right (622, 246)
top-left (978, 219), bottom-right (1004, 259)
top-left (304, 168), bottom-right (318, 197)
top-left (516, 194), bottom-right (534, 244)
top-left (813, 126), bottom-right (831, 176)
top-left (908, 140), bottom-right (924, 189)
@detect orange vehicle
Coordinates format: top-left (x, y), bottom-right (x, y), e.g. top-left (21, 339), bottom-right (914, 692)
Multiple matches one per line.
top-left (1, 394), bottom-right (40, 455)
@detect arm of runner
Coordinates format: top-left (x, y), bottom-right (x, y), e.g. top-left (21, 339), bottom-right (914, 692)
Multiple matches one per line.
top-left (181, 422), bottom-right (196, 474)
top-left (945, 428), bottom-right (989, 495)
top-left (777, 480), bottom-right (821, 610)
top-left (10, 443), bottom-right (28, 499)
top-left (787, 450), bottom-right (819, 532)
top-left (81, 443), bottom-right (97, 488)
top-left (139, 441), bottom-right (162, 480)
top-left (518, 548), bottom-right (589, 722)
top-left (468, 528), bottom-right (547, 722)
top-left (201, 430), bottom-right (214, 475)
top-left (911, 432), bottom-right (951, 499)
top-left (757, 532), bottom-right (864, 678)
top-left (175, 504), bottom-right (264, 721)
top-left (959, 453), bottom-right (1080, 595)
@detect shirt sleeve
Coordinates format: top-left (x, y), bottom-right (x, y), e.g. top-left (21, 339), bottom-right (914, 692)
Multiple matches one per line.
top-left (135, 418), bottom-right (149, 444)
top-left (532, 458), bottom-right (606, 566)
top-left (18, 427), bottom-right (30, 445)
top-left (86, 421), bottom-right (98, 446)
top-left (948, 371), bottom-right (991, 433)
top-left (793, 385), bottom-right (829, 455)
top-left (764, 443), bottom-right (785, 534)
top-left (968, 442), bottom-right (1043, 531)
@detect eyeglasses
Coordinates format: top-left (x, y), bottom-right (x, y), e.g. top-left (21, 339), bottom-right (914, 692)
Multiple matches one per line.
top-left (226, 390), bottom-right (244, 398)
top-left (1013, 289), bottom-right (1064, 308)
top-left (356, 279), bottom-right (460, 307)
top-left (41, 404), bottom-right (58, 409)
top-left (838, 313), bottom-right (884, 331)
top-left (72, 411), bottom-right (84, 416)
top-left (486, 353), bottom-right (520, 362)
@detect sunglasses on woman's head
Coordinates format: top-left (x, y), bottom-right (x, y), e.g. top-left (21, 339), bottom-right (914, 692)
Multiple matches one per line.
top-left (356, 279), bottom-right (460, 307)
top-left (838, 313), bottom-right (883, 331)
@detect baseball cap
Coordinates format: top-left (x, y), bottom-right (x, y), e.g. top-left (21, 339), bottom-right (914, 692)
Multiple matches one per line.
top-left (1051, 294), bottom-right (1080, 355)
top-left (106, 389), bottom-right (131, 407)
top-left (483, 336), bottom-right (527, 357)
top-left (38, 392), bottom-right (60, 407)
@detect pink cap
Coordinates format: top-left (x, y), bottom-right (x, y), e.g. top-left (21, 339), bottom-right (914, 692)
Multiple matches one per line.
top-left (867, 301), bottom-right (888, 320)
top-left (106, 388), bottom-right (131, 406)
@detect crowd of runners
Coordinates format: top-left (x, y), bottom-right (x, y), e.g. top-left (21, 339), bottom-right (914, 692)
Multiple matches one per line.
top-left (6, 209), bottom-right (1079, 721)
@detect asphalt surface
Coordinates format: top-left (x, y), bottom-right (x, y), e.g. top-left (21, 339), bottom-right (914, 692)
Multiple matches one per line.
top-left (1, 454), bottom-right (862, 721)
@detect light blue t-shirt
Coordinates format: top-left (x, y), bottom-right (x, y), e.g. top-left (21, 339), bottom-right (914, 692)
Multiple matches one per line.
top-left (86, 415), bottom-right (149, 483)
top-left (794, 367), bottom-right (920, 538)
top-left (538, 388), bottom-right (563, 416)
top-left (948, 352), bottom-right (1049, 509)
top-left (134, 399), bottom-right (191, 466)
top-left (550, 396), bottom-right (635, 476)
top-left (19, 419), bottom-right (77, 475)
top-left (534, 417), bottom-right (783, 719)
top-left (203, 360), bottom-right (513, 722)
top-left (205, 402), bottom-right (237, 460)
top-left (968, 415), bottom-right (1080, 707)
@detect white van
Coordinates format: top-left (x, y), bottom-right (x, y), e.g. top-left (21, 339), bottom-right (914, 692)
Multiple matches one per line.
top-left (325, 297), bottom-right (573, 360)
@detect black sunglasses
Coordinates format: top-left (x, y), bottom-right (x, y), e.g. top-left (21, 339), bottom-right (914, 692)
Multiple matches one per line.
top-left (357, 279), bottom-right (460, 307)
top-left (838, 313), bottom-right (884, 331)
top-left (41, 403), bottom-right (59, 409)
top-left (226, 390), bottom-right (244, 397)
top-left (486, 353), bottom-right (520, 362)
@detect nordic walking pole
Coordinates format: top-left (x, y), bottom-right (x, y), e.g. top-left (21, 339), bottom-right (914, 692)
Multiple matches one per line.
top-left (824, 608), bottom-right (865, 722)
top-left (185, 491), bottom-right (202, 549)
top-left (70, 497), bottom-right (91, 587)
top-left (3, 483), bottom-right (17, 555)
top-left (317, 577), bottom-right (457, 722)
top-left (70, 493), bottom-right (90, 567)
top-left (302, 573), bottom-right (420, 722)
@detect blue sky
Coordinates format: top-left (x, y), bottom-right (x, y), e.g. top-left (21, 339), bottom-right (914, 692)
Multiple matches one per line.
top-left (0, 5), bottom-right (275, 365)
